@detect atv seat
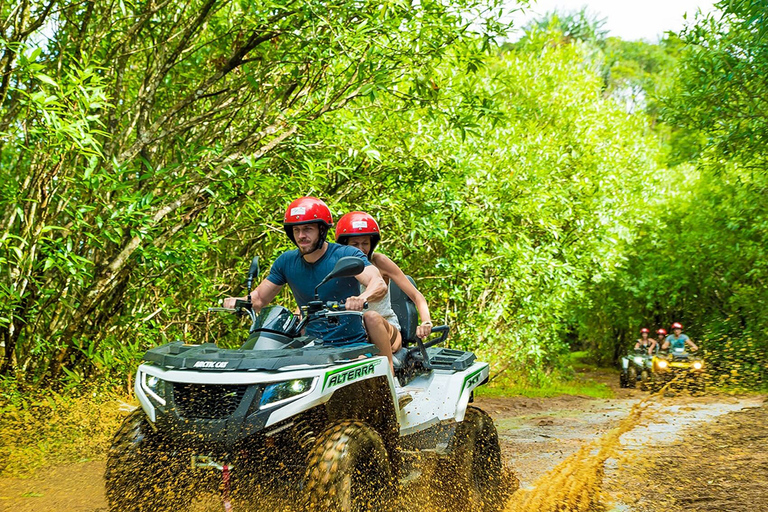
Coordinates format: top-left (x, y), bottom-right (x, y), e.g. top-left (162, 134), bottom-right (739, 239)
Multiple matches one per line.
top-left (390, 276), bottom-right (419, 347)
top-left (389, 277), bottom-right (468, 373)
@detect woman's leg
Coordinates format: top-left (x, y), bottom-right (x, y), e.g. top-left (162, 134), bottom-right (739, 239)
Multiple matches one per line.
top-left (363, 311), bottom-right (394, 373)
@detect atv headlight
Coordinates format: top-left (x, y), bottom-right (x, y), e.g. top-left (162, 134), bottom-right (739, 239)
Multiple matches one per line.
top-left (657, 360), bottom-right (669, 370)
top-left (141, 372), bottom-right (167, 406)
top-left (634, 356), bottom-right (644, 365)
top-left (260, 378), bottom-right (316, 409)
top-left (692, 361), bottom-right (703, 370)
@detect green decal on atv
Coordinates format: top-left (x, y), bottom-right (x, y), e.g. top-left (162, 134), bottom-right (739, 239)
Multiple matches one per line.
top-left (460, 365), bottom-right (486, 395)
top-left (322, 359), bottom-right (382, 390)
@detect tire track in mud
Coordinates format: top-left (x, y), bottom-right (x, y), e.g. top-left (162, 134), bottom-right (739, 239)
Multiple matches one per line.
top-left (481, 393), bottom-right (764, 512)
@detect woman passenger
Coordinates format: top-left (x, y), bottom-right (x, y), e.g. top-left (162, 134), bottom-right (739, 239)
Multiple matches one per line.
top-left (335, 211), bottom-right (433, 353)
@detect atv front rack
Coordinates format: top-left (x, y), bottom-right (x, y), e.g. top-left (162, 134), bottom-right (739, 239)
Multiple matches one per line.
top-left (144, 341), bottom-right (378, 371)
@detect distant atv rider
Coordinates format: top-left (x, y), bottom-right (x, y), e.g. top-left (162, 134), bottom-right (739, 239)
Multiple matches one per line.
top-left (634, 328), bottom-right (656, 355)
top-left (335, 211), bottom-right (434, 354)
top-left (661, 322), bottom-right (699, 352)
top-left (223, 197), bottom-right (396, 368)
top-left (655, 329), bottom-right (667, 352)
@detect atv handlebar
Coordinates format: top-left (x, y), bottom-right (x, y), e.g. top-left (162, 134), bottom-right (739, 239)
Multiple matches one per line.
top-left (407, 325), bottom-right (450, 370)
top-left (423, 325), bottom-right (449, 349)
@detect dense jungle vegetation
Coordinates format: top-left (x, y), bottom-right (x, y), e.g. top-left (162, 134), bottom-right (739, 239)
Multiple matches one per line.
top-left (1, 0), bottom-right (767, 398)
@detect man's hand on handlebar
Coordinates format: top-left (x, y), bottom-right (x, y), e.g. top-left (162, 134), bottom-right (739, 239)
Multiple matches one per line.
top-left (222, 296), bottom-right (246, 309)
top-left (344, 296), bottom-right (366, 311)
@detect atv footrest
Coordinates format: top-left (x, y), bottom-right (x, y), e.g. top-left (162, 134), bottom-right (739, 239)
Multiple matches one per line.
top-left (425, 347), bottom-right (476, 371)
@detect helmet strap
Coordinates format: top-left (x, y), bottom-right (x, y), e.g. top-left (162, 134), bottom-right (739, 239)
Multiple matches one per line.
top-left (313, 225), bottom-right (329, 253)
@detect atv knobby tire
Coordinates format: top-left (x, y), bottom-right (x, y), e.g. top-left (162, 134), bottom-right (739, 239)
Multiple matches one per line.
top-left (104, 409), bottom-right (191, 512)
top-left (432, 406), bottom-right (511, 512)
top-left (627, 366), bottom-right (638, 388)
top-left (304, 421), bottom-right (394, 512)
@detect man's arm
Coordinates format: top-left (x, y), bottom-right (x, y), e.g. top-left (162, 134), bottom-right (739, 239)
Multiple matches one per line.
top-left (345, 265), bottom-right (386, 311)
top-left (686, 338), bottom-right (699, 351)
top-left (223, 279), bottom-right (283, 313)
top-left (661, 338), bottom-right (670, 350)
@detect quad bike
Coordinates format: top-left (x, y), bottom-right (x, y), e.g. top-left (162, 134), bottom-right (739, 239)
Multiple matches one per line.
top-left (104, 256), bottom-right (513, 512)
top-left (619, 348), bottom-right (653, 388)
top-left (647, 347), bottom-right (705, 393)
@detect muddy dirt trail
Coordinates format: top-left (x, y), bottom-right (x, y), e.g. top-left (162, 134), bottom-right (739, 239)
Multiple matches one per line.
top-left (0, 369), bottom-right (764, 512)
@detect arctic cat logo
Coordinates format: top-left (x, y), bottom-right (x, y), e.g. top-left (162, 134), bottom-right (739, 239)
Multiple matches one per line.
top-left (323, 360), bottom-right (382, 390)
top-left (193, 361), bottom-right (229, 369)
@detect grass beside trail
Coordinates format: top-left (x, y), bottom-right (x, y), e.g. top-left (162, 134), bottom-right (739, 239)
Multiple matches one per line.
top-left (476, 378), bottom-right (613, 399)
top-left (476, 351), bottom-right (614, 399)
top-left (0, 380), bottom-right (132, 478)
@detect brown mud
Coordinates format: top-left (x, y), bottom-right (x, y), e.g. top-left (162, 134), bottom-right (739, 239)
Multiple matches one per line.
top-left (0, 368), bottom-right (764, 512)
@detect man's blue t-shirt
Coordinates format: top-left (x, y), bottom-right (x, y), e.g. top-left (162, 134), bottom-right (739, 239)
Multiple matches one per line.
top-left (266, 243), bottom-right (371, 344)
top-left (665, 334), bottom-right (690, 350)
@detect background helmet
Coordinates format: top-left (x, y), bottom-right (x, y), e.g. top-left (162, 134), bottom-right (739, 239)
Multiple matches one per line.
top-left (657, 328), bottom-right (667, 336)
top-left (335, 211), bottom-right (381, 258)
top-left (640, 327), bottom-right (650, 334)
top-left (671, 322), bottom-right (683, 330)
top-left (282, 197), bottom-right (333, 251)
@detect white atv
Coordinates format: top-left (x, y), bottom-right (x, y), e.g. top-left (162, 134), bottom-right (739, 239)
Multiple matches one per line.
top-left (105, 256), bottom-right (511, 512)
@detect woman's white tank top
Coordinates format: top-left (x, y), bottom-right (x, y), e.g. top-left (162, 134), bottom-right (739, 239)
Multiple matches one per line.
top-left (360, 281), bottom-right (401, 331)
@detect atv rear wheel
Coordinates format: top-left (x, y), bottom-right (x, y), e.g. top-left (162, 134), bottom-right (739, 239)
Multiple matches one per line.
top-left (104, 409), bottom-right (191, 512)
top-left (432, 406), bottom-right (512, 512)
top-left (304, 421), bottom-right (394, 512)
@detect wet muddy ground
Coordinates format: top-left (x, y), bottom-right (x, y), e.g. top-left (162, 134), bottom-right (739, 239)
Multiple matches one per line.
top-left (0, 368), bottom-right (764, 512)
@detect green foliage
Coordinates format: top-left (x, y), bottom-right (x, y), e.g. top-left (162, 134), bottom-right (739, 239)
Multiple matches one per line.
top-left (576, 1), bottom-right (768, 384)
top-left (5, 0), bottom-right (765, 396)
top-left (278, 39), bottom-right (664, 375)
top-left (0, 0), bottom-right (505, 383)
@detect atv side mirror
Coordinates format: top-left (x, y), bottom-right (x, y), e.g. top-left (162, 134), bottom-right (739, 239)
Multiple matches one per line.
top-left (246, 256), bottom-right (259, 293)
top-left (313, 256), bottom-right (365, 297)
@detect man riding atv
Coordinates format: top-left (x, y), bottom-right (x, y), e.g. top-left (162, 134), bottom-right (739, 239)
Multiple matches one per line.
top-left (662, 322), bottom-right (699, 352)
top-left (650, 322), bottom-right (704, 392)
top-left (105, 196), bottom-right (511, 512)
top-left (223, 196), bottom-right (397, 370)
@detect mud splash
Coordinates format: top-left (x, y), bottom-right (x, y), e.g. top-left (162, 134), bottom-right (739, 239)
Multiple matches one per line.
top-left (503, 400), bottom-right (651, 512)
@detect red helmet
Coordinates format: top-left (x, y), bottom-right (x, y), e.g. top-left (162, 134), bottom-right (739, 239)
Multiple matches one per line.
top-left (282, 197), bottom-right (333, 250)
top-left (657, 328), bottom-right (667, 336)
top-left (640, 328), bottom-right (649, 334)
top-left (335, 211), bottom-right (381, 257)
top-left (671, 322), bottom-right (683, 330)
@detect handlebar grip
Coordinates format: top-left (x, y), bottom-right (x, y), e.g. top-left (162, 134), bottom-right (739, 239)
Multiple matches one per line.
top-left (234, 299), bottom-right (252, 310)
top-left (334, 300), bottom-right (368, 311)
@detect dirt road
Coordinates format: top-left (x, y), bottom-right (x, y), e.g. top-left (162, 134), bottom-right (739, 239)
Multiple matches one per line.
top-left (0, 369), bottom-right (764, 512)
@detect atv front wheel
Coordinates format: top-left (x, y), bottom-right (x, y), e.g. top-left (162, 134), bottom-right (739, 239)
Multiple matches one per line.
top-left (304, 421), bottom-right (394, 512)
top-left (433, 406), bottom-right (512, 512)
top-left (104, 409), bottom-right (191, 512)
top-left (640, 370), bottom-right (650, 390)
top-left (627, 367), bottom-right (638, 388)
